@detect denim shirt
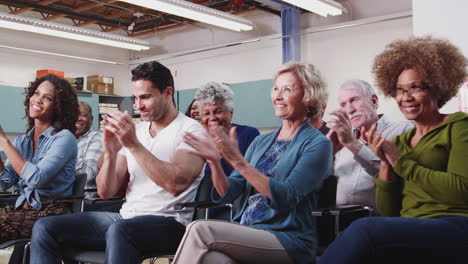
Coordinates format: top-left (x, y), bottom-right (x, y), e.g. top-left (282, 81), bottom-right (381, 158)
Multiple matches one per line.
top-left (0, 126), bottom-right (77, 210)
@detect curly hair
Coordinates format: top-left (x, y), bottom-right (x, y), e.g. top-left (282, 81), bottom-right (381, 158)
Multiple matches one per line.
top-left (274, 62), bottom-right (328, 118)
top-left (194, 82), bottom-right (234, 112)
top-left (372, 36), bottom-right (467, 107)
top-left (24, 74), bottom-right (79, 134)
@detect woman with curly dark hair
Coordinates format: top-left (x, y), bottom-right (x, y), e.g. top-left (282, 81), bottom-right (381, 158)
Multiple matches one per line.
top-left (319, 36), bottom-right (468, 264)
top-left (0, 74), bottom-right (79, 247)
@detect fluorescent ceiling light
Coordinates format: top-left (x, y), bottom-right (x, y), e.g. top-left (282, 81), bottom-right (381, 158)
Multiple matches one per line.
top-left (119, 0), bottom-right (254, 32)
top-left (282, 0), bottom-right (346, 17)
top-left (0, 12), bottom-right (150, 51)
top-left (0, 44), bottom-right (122, 64)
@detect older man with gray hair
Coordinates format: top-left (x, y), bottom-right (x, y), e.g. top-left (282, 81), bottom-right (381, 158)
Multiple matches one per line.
top-left (326, 79), bottom-right (412, 210)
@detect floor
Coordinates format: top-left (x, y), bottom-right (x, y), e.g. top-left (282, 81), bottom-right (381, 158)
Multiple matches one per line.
top-left (0, 247), bottom-right (170, 264)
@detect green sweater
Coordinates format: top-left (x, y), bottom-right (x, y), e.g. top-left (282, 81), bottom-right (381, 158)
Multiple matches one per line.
top-left (376, 112), bottom-right (468, 218)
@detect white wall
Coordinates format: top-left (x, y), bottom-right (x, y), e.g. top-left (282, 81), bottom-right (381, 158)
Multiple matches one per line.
top-left (135, 0), bottom-right (412, 58)
top-left (134, 15), bottom-right (413, 123)
top-left (0, 27), bottom-right (132, 95)
top-left (413, 0), bottom-right (468, 114)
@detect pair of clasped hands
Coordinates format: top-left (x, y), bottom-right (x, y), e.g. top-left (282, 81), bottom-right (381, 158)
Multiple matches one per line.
top-left (183, 124), bottom-right (243, 167)
top-left (326, 109), bottom-right (401, 180)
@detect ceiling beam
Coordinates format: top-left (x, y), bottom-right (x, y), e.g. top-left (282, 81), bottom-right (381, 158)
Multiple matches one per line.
top-left (43, 0), bottom-right (119, 21)
top-left (76, 10), bottom-right (132, 27)
top-left (9, 0), bottom-right (58, 15)
top-left (129, 23), bottom-right (186, 37)
top-left (251, 0), bottom-right (281, 16)
top-left (0, 0), bottom-right (129, 27)
top-left (103, 26), bottom-right (125, 32)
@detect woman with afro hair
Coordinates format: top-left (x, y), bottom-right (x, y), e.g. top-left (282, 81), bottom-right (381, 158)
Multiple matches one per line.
top-left (319, 36), bottom-right (468, 264)
top-left (0, 74), bottom-right (79, 250)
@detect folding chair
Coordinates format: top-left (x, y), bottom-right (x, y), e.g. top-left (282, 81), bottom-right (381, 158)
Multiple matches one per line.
top-left (0, 173), bottom-right (87, 264)
top-left (313, 175), bottom-right (373, 257)
top-left (63, 173), bottom-right (216, 264)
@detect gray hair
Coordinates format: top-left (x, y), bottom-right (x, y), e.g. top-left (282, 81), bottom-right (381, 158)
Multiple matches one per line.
top-left (339, 79), bottom-right (376, 99)
top-left (194, 81), bottom-right (234, 111)
top-left (274, 62), bottom-right (328, 118)
top-left (78, 101), bottom-right (93, 119)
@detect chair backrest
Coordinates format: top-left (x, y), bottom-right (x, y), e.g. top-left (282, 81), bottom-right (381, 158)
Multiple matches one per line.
top-left (71, 173), bottom-right (87, 213)
top-left (316, 175), bottom-right (338, 251)
top-left (192, 173), bottom-right (213, 220)
top-left (317, 175), bottom-right (337, 208)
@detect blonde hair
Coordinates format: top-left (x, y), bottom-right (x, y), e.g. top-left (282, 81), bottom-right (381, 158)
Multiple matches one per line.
top-left (274, 62), bottom-right (328, 118)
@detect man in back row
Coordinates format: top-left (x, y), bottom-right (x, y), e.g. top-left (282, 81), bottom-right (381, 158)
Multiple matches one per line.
top-left (74, 101), bottom-right (102, 199)
top-left (31, 61), bottom-right (206, 264)
top-left (327, 79), bottom-right (413, 210)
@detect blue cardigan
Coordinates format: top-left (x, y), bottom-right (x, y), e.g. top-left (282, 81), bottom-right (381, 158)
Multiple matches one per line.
top-left (213, 121), bottom-right (333, 263)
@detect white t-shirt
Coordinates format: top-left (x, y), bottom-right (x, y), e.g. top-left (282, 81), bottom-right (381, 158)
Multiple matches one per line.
top-left (119, 113), bottom-right (205, 226)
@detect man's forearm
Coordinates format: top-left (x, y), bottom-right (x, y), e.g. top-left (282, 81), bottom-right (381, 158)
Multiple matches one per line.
top-left (96, 152), bottom-right (118, 199)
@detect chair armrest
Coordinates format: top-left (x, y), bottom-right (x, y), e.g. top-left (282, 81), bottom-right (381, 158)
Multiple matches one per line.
top-left (329, 205), bottom-right (373, 216)
top-left (0, 194), bottom-right (19, 199)
top-left (86, 197), bottom-right (125, 204)
top-left (312, 208), bottom-right (330, 217)
top-left (175, 201), bottom-right (234, 221)
top-left (174, 201), bottom-right (232, 210)
top-left (53, 195), bottom-right (85, 202)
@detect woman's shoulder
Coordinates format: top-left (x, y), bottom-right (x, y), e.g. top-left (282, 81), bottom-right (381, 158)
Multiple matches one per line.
top-left (297, 123), bottom-right (330, 144)
top-left (52, 129), bottom-right (77, 142)
top-left (54, 128), bottom-right (74, 136)
top-left (448, 112), bottom-right (468, 133)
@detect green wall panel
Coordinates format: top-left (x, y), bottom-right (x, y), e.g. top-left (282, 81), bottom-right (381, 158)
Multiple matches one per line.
top-left (0, 85), bottom-right (28, 133)
top-left (176, 89), bottom-right (196, 114)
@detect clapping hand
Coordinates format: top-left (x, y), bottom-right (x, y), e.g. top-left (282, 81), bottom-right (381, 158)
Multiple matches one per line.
top-left (213, 126), bottom-right (243, 167)
top-left (326, 109), bottom-right (355, 146)
top-left (103, 111), bottom-right (138, 150)
top-left (183, 129), bottom-right (220, 163)
top-left (361, 124), bottom-right (400, 167)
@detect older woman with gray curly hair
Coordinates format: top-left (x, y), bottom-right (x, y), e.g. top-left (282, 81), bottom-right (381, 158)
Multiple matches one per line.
top-left (194, 81), bottom-right (260, 176)
top-left (177, 62), bottom-right (333, 264)
top-left (319, 36), bottom-right (468, 264)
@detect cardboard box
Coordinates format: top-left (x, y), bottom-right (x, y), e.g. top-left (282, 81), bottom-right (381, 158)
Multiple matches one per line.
top-left (87, 75), bottom-right (114, 95)
top-left (37, 69), bottom-right (65, 79)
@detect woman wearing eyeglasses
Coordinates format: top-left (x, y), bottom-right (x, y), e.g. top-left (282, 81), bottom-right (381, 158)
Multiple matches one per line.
top-left (319, 36), bottom-right (468, 264)
top-left (177, 63), bottom-right (333, 264)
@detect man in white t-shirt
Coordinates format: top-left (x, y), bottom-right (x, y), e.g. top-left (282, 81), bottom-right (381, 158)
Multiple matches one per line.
top-left (31, 61), bottom-right (206, 264)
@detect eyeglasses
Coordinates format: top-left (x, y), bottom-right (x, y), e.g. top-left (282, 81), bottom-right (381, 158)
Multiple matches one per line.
top-left (390, 86), bottom-right (428, 97)
top-left (271, 85), bottom-right (299, 94)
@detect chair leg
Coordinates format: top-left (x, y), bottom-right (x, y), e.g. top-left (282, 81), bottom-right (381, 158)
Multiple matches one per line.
top-left (22, 242), bottom-right (30, 264)
top-left (8, 244), bottom-right (26, 264)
